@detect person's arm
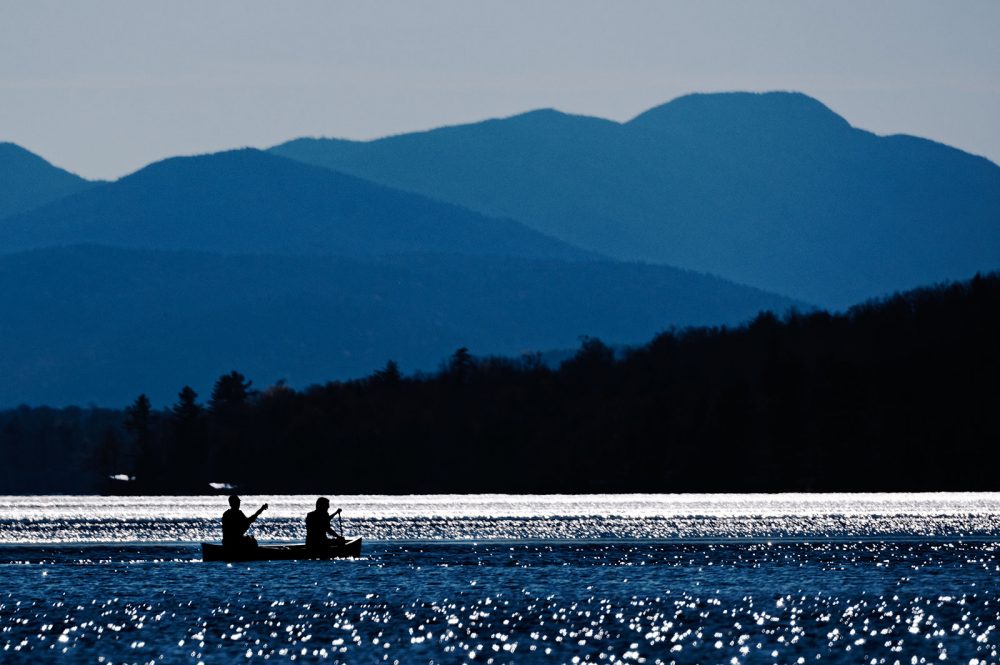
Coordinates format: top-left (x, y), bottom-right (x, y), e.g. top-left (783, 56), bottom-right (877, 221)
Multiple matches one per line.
top-left (249, 503), bottom-right (269, 523)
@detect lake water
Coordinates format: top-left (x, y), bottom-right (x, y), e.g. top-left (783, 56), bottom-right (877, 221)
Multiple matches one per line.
top-left (1, 494), bottom-right (998, 663)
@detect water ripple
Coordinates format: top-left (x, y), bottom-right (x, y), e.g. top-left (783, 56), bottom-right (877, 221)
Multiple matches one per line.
top-left (1, 541), bottom-right (998, 663)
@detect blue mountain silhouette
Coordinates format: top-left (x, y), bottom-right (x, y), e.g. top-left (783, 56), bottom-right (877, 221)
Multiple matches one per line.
top-left (271, 91), bottom-right (1000, 308)
top-left (0, 142), bottom-right (97, 219)
top-left (0, 246), bottom-right (798, 406)
top-left (0, 148), bottom-right (587, 260)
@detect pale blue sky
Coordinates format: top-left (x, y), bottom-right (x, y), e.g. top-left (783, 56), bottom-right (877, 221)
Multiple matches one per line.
top-left (2, 0), bottom-right (998, 180)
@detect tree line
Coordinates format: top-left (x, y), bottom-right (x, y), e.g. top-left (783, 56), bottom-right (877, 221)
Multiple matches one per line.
top-left (2, 273), bottom-right (998, 494)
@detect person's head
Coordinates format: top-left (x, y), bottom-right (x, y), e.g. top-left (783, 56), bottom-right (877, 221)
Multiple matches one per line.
top-left (229, 495), bottom-right (240, 509)
top-left (316, 497), bottom-right (330, 511)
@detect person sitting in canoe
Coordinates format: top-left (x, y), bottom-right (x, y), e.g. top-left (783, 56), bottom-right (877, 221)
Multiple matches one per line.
top-left (222, 495), bottom-right (268, 549)
top-left (306, 497), bottom-right (344, 550)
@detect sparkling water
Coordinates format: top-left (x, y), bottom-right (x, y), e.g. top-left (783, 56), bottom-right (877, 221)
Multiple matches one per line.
top-left (1, 494), bottom-right (998, 663)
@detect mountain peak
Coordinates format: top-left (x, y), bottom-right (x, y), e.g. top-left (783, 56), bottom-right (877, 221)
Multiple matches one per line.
top-left (627, 91), bottom-right (852, 136)
top-left (1, 141), bottom-right (70, 175)
top-left (506, 107), bottom-right (563, 120)
top-left (126, 147), bottom-right (271, 176)
top-left (0, 142), bottom-right (95, 219)
top-left (0, 141), bottom-right (39, 160)
top-left (493, 107), bottom-right (621, 133)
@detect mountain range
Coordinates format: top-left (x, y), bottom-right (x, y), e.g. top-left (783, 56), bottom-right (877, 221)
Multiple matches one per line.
top-left (1, 90), bottom-right (997, 406)
top-left (272, 92), bottom-right (1000, 308)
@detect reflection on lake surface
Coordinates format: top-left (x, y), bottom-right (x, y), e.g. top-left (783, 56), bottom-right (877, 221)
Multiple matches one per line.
top-left (1, 494), bottom-right (998, 663)
top-left (2, 493), bottom-right (999, 543)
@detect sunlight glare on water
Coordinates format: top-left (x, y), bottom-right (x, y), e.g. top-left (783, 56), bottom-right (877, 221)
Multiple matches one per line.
top-left (1, 493), bottom-right (998, 543)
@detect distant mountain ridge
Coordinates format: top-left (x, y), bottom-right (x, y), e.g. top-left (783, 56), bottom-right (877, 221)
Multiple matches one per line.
top-left (0, 139), bottom-right (807, 407)
top-left (0, 142), bottom-right (98, 218)
top-left (0, 148), bottom-right (588, 261)
top-left (0, 245), bottom-right (798, 407)
top-left (271, 91), bottom-right (1000, 308)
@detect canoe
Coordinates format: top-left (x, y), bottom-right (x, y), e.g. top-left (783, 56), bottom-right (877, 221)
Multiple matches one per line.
top-left (201, 537), bottom-right (363, 562)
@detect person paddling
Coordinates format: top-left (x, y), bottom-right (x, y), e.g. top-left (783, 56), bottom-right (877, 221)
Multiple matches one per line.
top-left (306, 497), bottom-right (344, 550)
top-left (222, 495), bottom-right (268, 549)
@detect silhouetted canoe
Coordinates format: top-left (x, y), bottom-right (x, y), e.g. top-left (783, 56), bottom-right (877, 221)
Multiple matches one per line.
top-left (201, 537), bottom-right (363, 562)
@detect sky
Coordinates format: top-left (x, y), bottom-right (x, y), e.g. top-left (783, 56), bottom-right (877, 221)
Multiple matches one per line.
top-left (2, 0), bottom-right (999, 181)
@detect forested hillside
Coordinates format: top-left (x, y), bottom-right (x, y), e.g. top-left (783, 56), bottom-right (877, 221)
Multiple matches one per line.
top-left (3, 273), bottom-right (995, 494)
